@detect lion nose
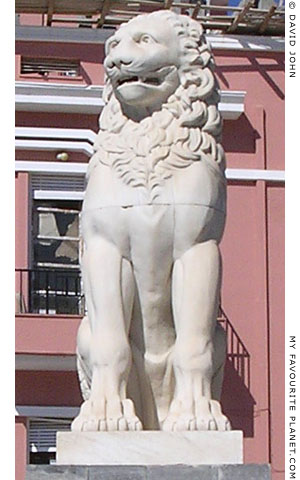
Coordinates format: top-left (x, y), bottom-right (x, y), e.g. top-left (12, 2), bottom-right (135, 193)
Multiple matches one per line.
top-left (105, 40), bottom-right (136, 70)
top-left (107, 57), bottom-right (132, 69)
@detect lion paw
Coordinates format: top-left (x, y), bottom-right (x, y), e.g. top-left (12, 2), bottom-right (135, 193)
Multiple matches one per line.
top-left (71, 398), bottom-right (143, 432)
top-left (162, 398), bottom-right (231, 432)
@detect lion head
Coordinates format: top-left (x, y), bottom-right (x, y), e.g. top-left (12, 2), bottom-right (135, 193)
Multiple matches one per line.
top-left (90, 11), bottom-right (226, 200)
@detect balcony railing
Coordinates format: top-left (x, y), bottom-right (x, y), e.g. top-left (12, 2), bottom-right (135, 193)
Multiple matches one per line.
top-left (15, 270), bottom-right (250, 386)
top-left (15, 268), bottom-right (84, 315)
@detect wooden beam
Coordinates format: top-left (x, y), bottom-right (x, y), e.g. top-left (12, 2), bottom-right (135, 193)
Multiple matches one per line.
top-left (192, 1), bottom-right (202, 20)
top-left (50, 17), bottom-right (98, 24)
top-left (227, 0), bottom-right (254, 33)
top-left (258, 5), bottom-right (276, 34)
top-left (46, 0), bottom-right (55, 26)
top-left (164, 0), bottom-right (173, 10)
top-left (97, 0), bottom-right (112, 27)
top-left (110, 9), bottom-right (140, 15)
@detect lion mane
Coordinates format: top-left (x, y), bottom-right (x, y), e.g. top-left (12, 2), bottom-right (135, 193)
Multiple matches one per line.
top-left (90, 11), bottom-right (226, 200)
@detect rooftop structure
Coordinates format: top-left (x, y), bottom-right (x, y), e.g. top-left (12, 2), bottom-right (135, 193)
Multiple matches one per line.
top-left (15, 0), bottom-right (285, 35)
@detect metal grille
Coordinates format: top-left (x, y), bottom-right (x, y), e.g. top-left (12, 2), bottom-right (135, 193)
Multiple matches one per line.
top-left (15, 268), bottom-right (84, 315)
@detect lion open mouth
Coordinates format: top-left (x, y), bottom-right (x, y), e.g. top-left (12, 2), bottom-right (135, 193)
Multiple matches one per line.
top-left (114, 66), bottom-right (176, 89)
top-left (117, 75), bottom-right (161, 87)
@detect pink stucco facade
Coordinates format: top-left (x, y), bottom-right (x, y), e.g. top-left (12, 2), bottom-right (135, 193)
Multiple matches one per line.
top-left (15, 417), bottom-right (27, 480)
top-left (15, 20), bottom-right (284, 480)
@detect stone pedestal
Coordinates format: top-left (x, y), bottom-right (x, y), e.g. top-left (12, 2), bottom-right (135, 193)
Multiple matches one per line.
top-left (26, 464), bottom-right (272, 479)
top-left (56, 431), bottom-right (243, 466)
top-left (24, 430), bottom-right (271, 479)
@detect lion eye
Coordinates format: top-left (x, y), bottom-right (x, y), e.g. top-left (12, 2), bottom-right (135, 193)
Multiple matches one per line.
top-left (109, 40), bottom-right (119, 51)
top-left (140, 34), bottom-right (153, 43)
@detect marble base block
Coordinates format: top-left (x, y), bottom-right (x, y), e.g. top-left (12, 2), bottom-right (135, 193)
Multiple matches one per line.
top-left (56, 431), bottom-right (243, 466)
top-left (26, 464), bottom-right (271, 480)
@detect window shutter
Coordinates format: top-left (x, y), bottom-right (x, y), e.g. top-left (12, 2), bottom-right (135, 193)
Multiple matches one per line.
top-left (31, 173), bottom-right (85, 194)
top-left (29, 419), bottom-right (72, 453)
top-left (21, 57), bottom-right (80, 77)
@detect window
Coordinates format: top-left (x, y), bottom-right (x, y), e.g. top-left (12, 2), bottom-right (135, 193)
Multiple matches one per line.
top-left (15, 173), bottom-right (86, 315)
top-left (32, 201), bottom-right (81, 270)
top-left (21, 57), bottom-right (80, 77)
top-left (29, 418), bottom-right (72, 465)
top-left (30, 200), bottom-right (83, 314)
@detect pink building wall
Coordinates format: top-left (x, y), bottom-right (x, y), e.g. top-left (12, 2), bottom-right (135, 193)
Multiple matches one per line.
top-left (15, 41), bottom-right (106, 85)
top-left (15, 417), bottom-right (27, 480)
top-left (15, 173), bottom-right (29, 269)
top-left (216, 50), bottom-right (284, 172)
top-left (267, 184), bottom-right (285, 479)
top-left (15, 40), bottom-right (284, 480)
top-left (16, 315), bottom-right (80, 354)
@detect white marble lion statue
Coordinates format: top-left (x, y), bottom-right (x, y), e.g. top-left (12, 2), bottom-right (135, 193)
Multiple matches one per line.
top-left (72, 10), bottom-right (231, 432)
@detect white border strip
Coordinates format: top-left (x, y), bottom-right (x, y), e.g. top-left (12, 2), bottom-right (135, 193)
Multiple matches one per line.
top-left (285, 3), bottom-right (299, 478)
top-left (15, 161), bottom-right (285, 183)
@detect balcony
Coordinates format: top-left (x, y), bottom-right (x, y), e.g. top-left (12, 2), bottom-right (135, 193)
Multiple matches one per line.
top-left (15, 270), bottom-right (249, 377)
top-left (15, 269), bottom-right (252, 433)
top-left (15, 269), bottom-right (249, 383)
top-left (15, 268), bottom-right (84, 315)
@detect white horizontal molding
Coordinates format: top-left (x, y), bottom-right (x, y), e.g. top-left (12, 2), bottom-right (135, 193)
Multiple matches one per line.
top-left (34, 190), bottom-right (84, 200)
top-left (16, 82), bottom-right (103, 97)
top-left (218, 91), bottom-right (246, 120)
top-left (16, 82), bottom-right (103, 114)
top-left (15, 354), bottom-right (76, 371)
top-left (15, 139), bottom-right (94, 156)
top-left (226, 168), bottom-right (285, 182)
top-left (15, 127), bottom-right (97, 144)
top-left (15, 161), bottom-right (285, 183)
top-left (16, 94), bottom-right (105, 114)
top-left (15, 26), bottom-right (284, 52)
top-left (15, 405), bottom-right (79, 418)
top-left (207, 34), bottom-right (284, 52)
top-left (15, 82), bottom-right (245, 119)
top-left (16, 161), bottom-right (87, 174)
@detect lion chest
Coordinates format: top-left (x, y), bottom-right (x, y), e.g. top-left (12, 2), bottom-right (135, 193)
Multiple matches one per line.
top-left (84, 159), bottom-right (226, 211)
top-left (82, 160), bottom-right (226, 260)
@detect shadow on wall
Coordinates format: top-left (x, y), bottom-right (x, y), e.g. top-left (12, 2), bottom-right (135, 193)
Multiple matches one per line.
top-left (219, 308), bottom-right (256, 437)
top-left (215, 53), bottom-right (285, 100)
top-left (222, 114), bottom-right (261, 154)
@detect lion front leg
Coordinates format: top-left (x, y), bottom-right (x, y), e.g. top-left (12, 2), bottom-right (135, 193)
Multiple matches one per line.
top-left (72, 236), bottom-right (142, 432)
top-left (162, 240), bottom-right (230, 432)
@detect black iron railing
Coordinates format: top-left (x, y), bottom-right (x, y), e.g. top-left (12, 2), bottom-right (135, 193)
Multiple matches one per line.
top-left (218, 306), bottom-right (251, 389)
top-left (15, 268), bottom-right (84, 315)
top-left (15, 269), bottom-right (250, 386)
